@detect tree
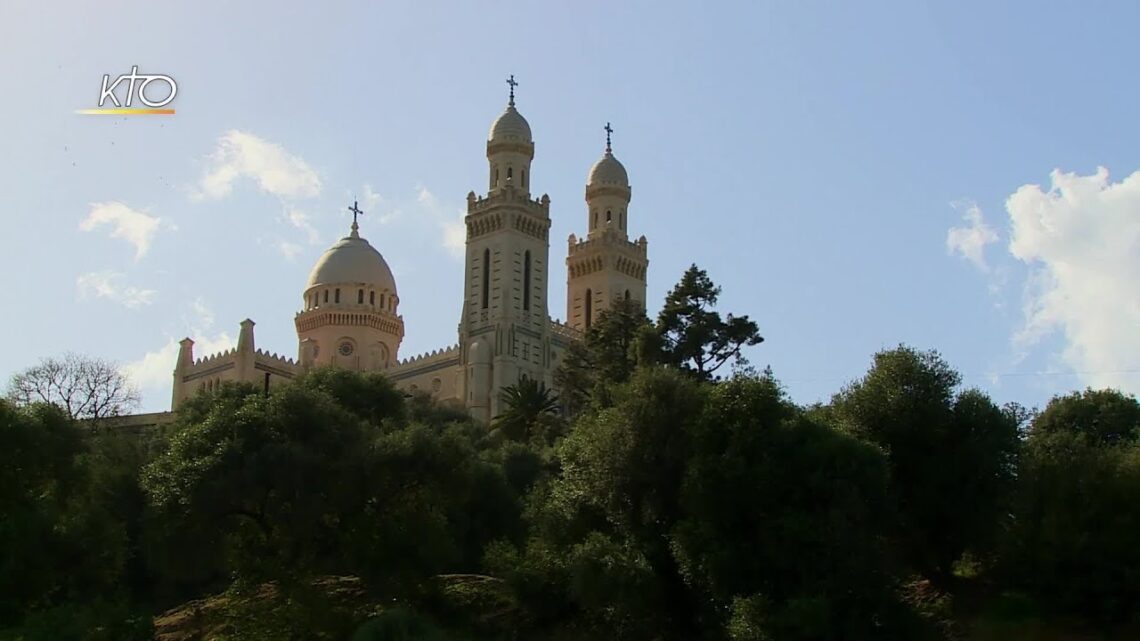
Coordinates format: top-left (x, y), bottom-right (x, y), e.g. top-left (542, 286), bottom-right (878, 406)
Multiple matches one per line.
top-left (1002, 390), bottom-right (1140, 622)
top-left (1030, 388), bottom-right (1139, 446)
top-left (656, 265), bottom-right (763, 381)
top-left (524, 367), bottom-right (708, 639)
top-left (501, 369), bottom-right (920, 640)
top-left (6, 353), bottom-right (140, 421)
top-left (674, 376), bottom-right (909, 640)
top-left (830, 346), bottom-right (1021, 584)
top-left (141, 371), bottom-right (520, 602)
top-left (492, 377), bottom-right (561, 442)
top-left (555, 296), bottom-right (655, 416)
top-left (0, 400), bottom-right (135, 631)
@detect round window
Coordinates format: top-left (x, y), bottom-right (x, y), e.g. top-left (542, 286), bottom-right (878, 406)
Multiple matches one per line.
top-left (338, 341), bottom-right (354, 356)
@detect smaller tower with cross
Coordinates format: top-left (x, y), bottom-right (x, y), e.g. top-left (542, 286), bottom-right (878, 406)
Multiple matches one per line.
top-left (566, 120), bottom-right (648, 331)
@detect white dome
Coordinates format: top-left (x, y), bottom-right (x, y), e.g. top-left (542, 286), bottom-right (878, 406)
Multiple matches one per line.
top-left (488, 106), bottom-right (532, 143)
top-left (587, 151), bottom-right (628, 187)
top-left (305, 229), bottom-right (397, 294)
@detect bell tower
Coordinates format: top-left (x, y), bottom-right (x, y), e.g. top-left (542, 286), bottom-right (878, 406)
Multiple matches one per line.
top-left (566, 123), bottom-right (648, 331)
top-left (458, 77), bottom-right (554, 422)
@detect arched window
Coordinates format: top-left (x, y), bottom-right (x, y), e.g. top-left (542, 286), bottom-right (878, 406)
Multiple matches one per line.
top-left (323, 289), bottom-right (328, 303)
top-left (357, 289), bottom-right (364, 304)
top-left (585, 288), bottom-right (593, 329)
top-left (370, 291), bottom-right (375, 305)
top-left (494, 167), bottom-right (499, 187)
top-left (625, 289), bottom-right (630, 300)
top-left (335, 288), bottom-right (340, 304)
top-left (507, 166), bottom-right (513, 181)
top-left (380, 294), bottom-right (385, 310)
top-left (606, 210), bottom-right (612, 223)
top-left (523, 250), bottom-right (531, 311)
top-left (482, 248), bottom-right (491, 309)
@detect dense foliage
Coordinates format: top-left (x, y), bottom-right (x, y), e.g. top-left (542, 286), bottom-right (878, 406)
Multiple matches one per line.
top-left (2, 265), bottom-right (1137, 639)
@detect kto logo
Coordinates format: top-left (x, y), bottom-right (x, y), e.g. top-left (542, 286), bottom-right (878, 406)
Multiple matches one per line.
top-left (77, 66), bottom-right (177, 115)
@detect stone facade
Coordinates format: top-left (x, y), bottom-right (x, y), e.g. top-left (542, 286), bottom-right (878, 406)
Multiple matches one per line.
top-left (171, 85), bottom-right (648, 422)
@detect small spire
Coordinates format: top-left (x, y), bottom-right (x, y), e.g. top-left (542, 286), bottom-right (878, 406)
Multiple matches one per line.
top-left (347, 199), bottom-right (363, 237)
top-left (604, 122), bottom-right (614, 153)
top-left (506, 74), bottom-right (518, 107)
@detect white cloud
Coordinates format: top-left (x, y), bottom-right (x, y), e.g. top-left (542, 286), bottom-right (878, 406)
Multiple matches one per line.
top-left (1003, 167), bottom-right (1140, 393)
top-left (277, 240), bottom-right (303, 260)
top-left (947, 199), bottom-right (999, 272)
top-left (124, 333), bottom-right (234, 391)
top-left (441, 217), bottom-right (466, 257)
top-left (124, 298), bottom-right (232, 392)
top-left (79, 202), bottom-right (161, 260)
top-left (76, 271), bottom-right (156, 309)
top-left (417, 187), bottom-right (466, 258)
top-left (360, 184), bottom-right (399, 225)
top-left (190, 296), bottom-right (215, 329)
top-left (284, 207), bottom-right (320, 243)
top-left (197, 130), bottom-right (321, 200)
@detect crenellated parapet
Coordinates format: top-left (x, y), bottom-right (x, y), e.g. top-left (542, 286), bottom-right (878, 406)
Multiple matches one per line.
top-left (393, 343), bottom-right (461, 368)
top-left (466, 188), bottom-right (550, 215)
top-left (190, 347), bottom-right (238, 368)
top-left (254, 348), bottom-right (297, 367)
top-left (389, 344), bottom-right (461, 384)
top-left (566, 230), bottom-right (649, 281)
top-left (567, 230), bottom-right (648, 258)
top-left (172, 319), bottom-right (299, 409)
top-left (466, 188), bottom-right (551, 242)
top-left (548, 318), bottom-right (583, 343)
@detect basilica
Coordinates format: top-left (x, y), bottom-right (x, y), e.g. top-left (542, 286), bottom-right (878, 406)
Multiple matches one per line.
top-left (170, 80), bottom-right (650, 422)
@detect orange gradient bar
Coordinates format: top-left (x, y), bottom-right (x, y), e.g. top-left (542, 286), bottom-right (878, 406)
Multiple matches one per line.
top-left (75, 108), bottom-right (175, 115)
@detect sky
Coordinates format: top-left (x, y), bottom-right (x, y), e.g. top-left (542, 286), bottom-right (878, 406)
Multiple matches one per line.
top-left (1, 1), bottom-right (1137, 413)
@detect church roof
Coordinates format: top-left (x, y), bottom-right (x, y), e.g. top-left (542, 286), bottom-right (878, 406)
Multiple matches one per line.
top-left (588, 150), bottom-right (628, 187)
top-left (305, 227), bottom-right (397, 294)
top-left (488, 105), bottom-right (532, 144)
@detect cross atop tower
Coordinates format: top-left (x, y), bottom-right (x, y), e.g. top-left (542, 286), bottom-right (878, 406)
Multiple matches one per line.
top-left (348, 199), bottom-right (363, 234)
top-left (604, 122), bottom-right (614, 153)
top-left (506, 74), bottom-right (518, 107)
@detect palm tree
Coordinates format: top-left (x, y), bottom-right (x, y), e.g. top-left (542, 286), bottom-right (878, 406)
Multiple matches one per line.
top-left (492, 378), bottom-right (560, 442)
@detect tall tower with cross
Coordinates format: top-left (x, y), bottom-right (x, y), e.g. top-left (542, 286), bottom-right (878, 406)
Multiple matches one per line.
top-left (458, 75), bottom-right (555, 422)
top-left (566, 121), bottom-right (649, 331)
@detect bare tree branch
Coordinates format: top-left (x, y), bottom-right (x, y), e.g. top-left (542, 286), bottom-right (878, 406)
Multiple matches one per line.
top-left (5, 352), bottom-right (141, 421)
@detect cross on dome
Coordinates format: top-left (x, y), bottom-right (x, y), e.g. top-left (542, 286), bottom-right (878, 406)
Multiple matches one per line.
top-left (347, 199), bottom-right (363, 236)
top-left (506, 74), bottom-right (518, 107)
top-left (604, 121), bottom-right (614, 153)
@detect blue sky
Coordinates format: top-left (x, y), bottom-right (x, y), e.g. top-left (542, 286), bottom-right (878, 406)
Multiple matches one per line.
top-left (2, 1), bottom-right (1137, 413)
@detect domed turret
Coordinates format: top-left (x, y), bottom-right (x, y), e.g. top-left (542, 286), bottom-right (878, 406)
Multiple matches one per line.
top-left (305, 224), bottom-right (397, 295)
top-left (587, 152), bottom-right (628, 187)
top-left (488, 106), bottom-right (532, 144)
top-left (585, 122), bottom-right (632, 237)
top-left (295, 204), bottom-right (404, 372)
top-left (486, 75), bottom-right (535, 193)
